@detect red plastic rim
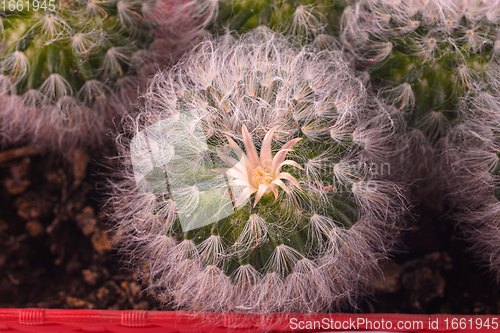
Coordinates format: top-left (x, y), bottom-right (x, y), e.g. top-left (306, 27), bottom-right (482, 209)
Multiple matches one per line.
top-left (0, 309), bottom-right (498, 332)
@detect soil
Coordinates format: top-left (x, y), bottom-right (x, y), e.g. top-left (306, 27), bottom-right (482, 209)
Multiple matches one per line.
top-left (0, 146), bottom-right (499, 313)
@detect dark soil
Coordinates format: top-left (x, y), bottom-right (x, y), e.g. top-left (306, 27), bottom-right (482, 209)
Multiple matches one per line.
top-left (0, 148), bottom-right (163, 310)
top-left (360, 203), bottom-right (500, 314)
top-left (0, 147), bottom-right (499, 313)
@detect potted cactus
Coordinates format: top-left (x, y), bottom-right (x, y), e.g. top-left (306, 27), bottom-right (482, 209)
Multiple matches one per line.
top-left (339, 0), bottom-right (500, 307)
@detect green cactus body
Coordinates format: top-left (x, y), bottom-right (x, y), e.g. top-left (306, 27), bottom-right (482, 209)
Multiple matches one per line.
top-left (208, 0), bottom-right (349, 42)
top-left (370, 43), bottom-right (491, 135)
top-left (111, 31), bottom-right (404, 312)
top-left (341, 0), bottom-right (499, 141)
top-left (2, 1), bottom-right (158, 81)
top-left (0, 1), bottom-right (157, 148)
top-left (0, 0), bottom-right (205, 150)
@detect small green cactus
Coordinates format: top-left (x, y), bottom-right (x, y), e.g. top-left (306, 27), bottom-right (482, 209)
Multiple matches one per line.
top-left (0, 0), bottom-right (205, 150)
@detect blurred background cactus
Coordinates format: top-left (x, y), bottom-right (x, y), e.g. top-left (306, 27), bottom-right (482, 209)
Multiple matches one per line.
top-left (108, 31), bottom-right (405, 312)
top-left (445, 39), bottom-right (500, 283)
top-left (338, 0), bottom-right (500, 207)
top-left (338, 0), bottom-right (500, 288)
top-left (205, 0), bottom-right (351, 45)
top-left (341, 0), bottom-right (500, 140)
top-left (0, 0), bottom-right (208, 151)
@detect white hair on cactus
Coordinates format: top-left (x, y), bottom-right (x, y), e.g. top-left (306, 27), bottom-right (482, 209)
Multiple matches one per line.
top-left (116, 1), bottom-right (144, 27)
top-left (0, 74), bottom-right (15, 95)
top-left (230, 264), bottom-right (261, 308)
top-left (198, 234), bottom-right (226, 266)
top-left (459, 198), bottom-right (500, 284)
top-left (312, 34), bottom-right (340, 51)
top-left (286, 5), bottom-right (326, 39)
top-left (342, 0), bottom-right (500, 63)
top-left (380, 82), bottom-right (415, 112)
top-left (0, 51), bottom-right (29, 83)
top-left (70, 30), bottom-right (103, 56)
top-left (192, 0), bottom-right (220, 28)
top-left (39, 74), bottom-right (73, 104)
top-left (417, 110), bottom-right (450, 141)
top-left (0, 0), bottom-right (210, 151)
top-left (78, 80), bottom-right (111, 107)
top-left (85, 0), bottom-right (109, 19)
top-left (232, 214), bottom-right (270, 255)
top-left (103, 46), bottom-right (131, 78)
top-left (22, 89), bottom-right (44, 108)
top-left (485, 5), bottom-right (500, 24)
top-left (107, 31), bottom-right (406, 313)
top-left (413, 34), bottom-right (440, 61)
top-left (38, 12), bottom-right (71, 42)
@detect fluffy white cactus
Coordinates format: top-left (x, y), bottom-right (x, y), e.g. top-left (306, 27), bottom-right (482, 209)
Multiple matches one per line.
top-left (339, 0), bottom-right (500, 212)
top-left (108, 30), bottom-right (406, 312)
top-left (446, 59), bottom-right (500, 282)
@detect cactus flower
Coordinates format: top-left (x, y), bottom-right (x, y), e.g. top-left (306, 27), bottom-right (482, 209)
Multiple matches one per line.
top-left (215, 125), bottom-right (303, 207)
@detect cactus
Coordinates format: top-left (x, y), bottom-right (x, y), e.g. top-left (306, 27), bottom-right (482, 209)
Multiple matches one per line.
top-left (340, 0), bottom-right (500, 288)
top-left (108, 31), bottom-right (405, 312)
top-left (398, 1), bottom-right (500, 284)
top-left (341, 0), bottom-right (500, 140)
top-left (0, 0), bottom-right (207, 151)
top-left (446, 59), bottom-right (500, 283)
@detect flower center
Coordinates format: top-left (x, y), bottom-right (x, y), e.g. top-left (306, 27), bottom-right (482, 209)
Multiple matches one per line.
top-left (251, 166), bottom-right (273, 188)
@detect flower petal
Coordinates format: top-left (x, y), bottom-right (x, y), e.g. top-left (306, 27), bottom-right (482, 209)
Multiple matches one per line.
top-left (277, 172), bottom-right (302, 190)
top-left (253, 184), bottom-right (269, 207)
top-left (281, 137), bottom-right (303, 152)
top-left (228, 179), bottom-right (251, 187)
top-left (223, 135), bottom-right (255, 176)
top-left (271, 149), bottom-right (292, 174)
top-left (226, 167), bottom-right (247, 180)
top-left (242, 125), bottom-right (260, 169)
top-left (225, 134), bottom-right (245, 159)
top-left (276, 160), bottom-right (304, 174)
top-left (217, 148), bottom-right (239, 168)
top-left (272, 187), bottom-right (279, 200)
top-left (234, 186), bottom-right (256, 208)
top-left (260, 126), bottom-right (280, 168)
top-left (271, 178), bottom-right (290, 193)
top-left (271, 138), bottom-right (302, 174)
top-left (217, 148), bottom-right (248, 177)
